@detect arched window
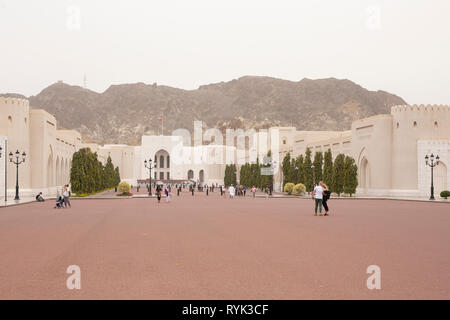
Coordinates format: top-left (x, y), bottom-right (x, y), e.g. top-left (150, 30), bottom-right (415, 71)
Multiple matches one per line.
top-left (8, 116), bottom-right (12, 124)
top-left (160, 155), bottom-right (165, 168)
top-left (413, 121), bottom-right (417, 128)
top-left (434, 121), bottom-right (438, 128)
top-left (154, 155), bottom-right (157, 167)
top-left (167, 155), bottom-right (170, 168)
top-left (396, 122), bottom-right (399, 129)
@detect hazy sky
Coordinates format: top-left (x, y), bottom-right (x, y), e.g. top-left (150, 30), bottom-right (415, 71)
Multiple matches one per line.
top-left (1, 0), bottom-right (449, 104)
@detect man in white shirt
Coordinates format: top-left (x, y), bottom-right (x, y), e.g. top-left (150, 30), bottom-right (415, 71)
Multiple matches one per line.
top-left (229, 185), bottom-right (235, 198)
top-left (312, 182), bottom-right (324, 216)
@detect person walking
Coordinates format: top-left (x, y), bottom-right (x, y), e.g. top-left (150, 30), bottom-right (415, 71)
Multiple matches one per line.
top-left (251, 186), bottom-right (256, 198)
top-left (322, 183), bottom-right (331, 216)
top-left (164, 187), bottom-right (170, 202)
top-left (157, 186), bottom-right (162, 204)
top-left (229, 185), bottom-right (235, 198)
top-left (313, 181), bottom-right (324, 216)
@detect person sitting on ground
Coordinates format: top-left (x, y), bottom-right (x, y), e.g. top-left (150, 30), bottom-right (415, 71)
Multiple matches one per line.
top-left (36, 192), bottom-right (45, 202)
top-left (54, 196), bottom-right (64, 209)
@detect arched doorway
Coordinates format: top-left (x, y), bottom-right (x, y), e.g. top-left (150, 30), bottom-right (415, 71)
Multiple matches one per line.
top-left (359, 157), bottom-right (370, 192)
top-left (154, 149), bottom-right (170, 180)
top-left (199, 169), bottom-right (204, 183)
top-left (435, 162), bottom-right (448, 197)
top-left (47, 152), bottom-right (54, 187)
top-left (188, 169), bottom-right (194, 180)
top-left (56, 157), bottom-right (61, 186)
top-left (64, 158), bottom-right (69, 184)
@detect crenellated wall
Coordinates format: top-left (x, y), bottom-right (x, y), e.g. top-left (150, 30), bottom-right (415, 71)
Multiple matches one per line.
top-left (1, 97), bottom-right (84, 198)
top-left (0, 98), bottom-right (31, 194)
top-left (391, 105), bottom-right (450, 192)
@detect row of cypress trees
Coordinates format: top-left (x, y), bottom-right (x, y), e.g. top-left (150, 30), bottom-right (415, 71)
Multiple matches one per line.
top-left (70, 148), bottom-right (120, 195)
top-left (224, 164), bottom-right (237, 187)
top-left (282, 148), bottom-right (358, 196)
top-left (224, 151), bottom-right (274, 189)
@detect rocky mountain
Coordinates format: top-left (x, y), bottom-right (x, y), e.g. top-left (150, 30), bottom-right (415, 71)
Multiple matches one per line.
top-left (19, 76), bottom-right (405, 145)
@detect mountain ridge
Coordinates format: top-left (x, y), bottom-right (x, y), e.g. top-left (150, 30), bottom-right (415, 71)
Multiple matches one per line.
top-left (2, 76), bottom-right (406, 145)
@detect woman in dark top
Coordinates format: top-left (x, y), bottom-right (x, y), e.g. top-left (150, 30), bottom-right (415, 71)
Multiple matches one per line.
top-left (322, 183), bottom-right (331, 216)
top-left (156, 186), bottom-right (162, 203)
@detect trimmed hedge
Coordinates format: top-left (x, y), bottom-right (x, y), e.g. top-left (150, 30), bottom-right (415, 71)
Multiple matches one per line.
top-left (118, 181), bottom-right (131, 195)
top-left (440, 190), bottom-right (450, 199)
top-left (284, 183), bottom-right (295, 195)
top-left (293, 183), bottom-right (306, 195)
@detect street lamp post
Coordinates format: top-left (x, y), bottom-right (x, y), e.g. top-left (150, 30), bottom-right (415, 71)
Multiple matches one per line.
top-left (311, 164), bottom-right (315, 195)
top-left (295, 165), bottom-right (299, 184)
top-left (9, 150), bottom-right (26, 201)
top-left (425, 153), bottom-right (440, 200)
top-left (144, 159), bottom-right (156, 196)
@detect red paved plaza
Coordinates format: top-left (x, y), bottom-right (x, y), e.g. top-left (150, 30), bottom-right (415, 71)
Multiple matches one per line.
top-left (0, 192), bottom-right (449, 299)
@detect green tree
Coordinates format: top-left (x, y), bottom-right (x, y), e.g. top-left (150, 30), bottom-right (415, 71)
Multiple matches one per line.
top-left (250, 162), bottom-right (259, 187)
top-left (70, 148), bottom-right (107, 195)
top-left (323, 149), bottom-right (333, 190)
top-left (303, 148), bottom-right (313, 192)
top-left (103, 156), bottom-right (115, 189)
top-left (332, 154), bottom-right (346, 196)
top-left (282, 152), bottom-right (291, 186)
top-left (296, 155), bottom-right (305, 185)
top-left (344, 156), bottom-right (358, 196)
top-left (224, 164), bottom-right (231, 187)
top-left (114, 166), bottom-right (121, 187)
top-left (313, 151), bottom-right (323, 184)
top-left (289, 158), bottom-right (297, 184)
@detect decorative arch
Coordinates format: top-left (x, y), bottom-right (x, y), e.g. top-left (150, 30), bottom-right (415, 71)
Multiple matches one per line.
top-left (47, 146), bottom-right (54, 187)
top-left (434, 162), bottom-right (448, 197)
top-left (357, 148), bottom-right (371, 192)
top-left (199, 169), bottom-right (205, 183)
top-left (56, 156), bottom-right (61, 186)
top-left (65, 158), bottom-right (69, 184)
top-left (188, 169), bottom-right (194, 180)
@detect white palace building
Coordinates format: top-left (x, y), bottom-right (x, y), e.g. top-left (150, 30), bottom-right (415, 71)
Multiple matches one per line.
top-left (1, 96), bottom-right (449, 199)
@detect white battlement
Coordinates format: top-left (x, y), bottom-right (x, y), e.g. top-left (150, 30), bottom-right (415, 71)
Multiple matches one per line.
top-left (391, 104), bottom-right (450, 113)
top-left (0, 97), bottom-right (29, 107)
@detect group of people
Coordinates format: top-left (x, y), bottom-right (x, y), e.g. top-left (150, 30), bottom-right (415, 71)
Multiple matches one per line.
top-left (54, 185), bottom-right (71, 209)
top-left (35, 184), bottom-right (72, 209)
top-left (312, 181), bottom-right (331, 216)
top-left (155, 185), bottom-right (172, 204)
top-left (227, 185), bottom-right (258, 199)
